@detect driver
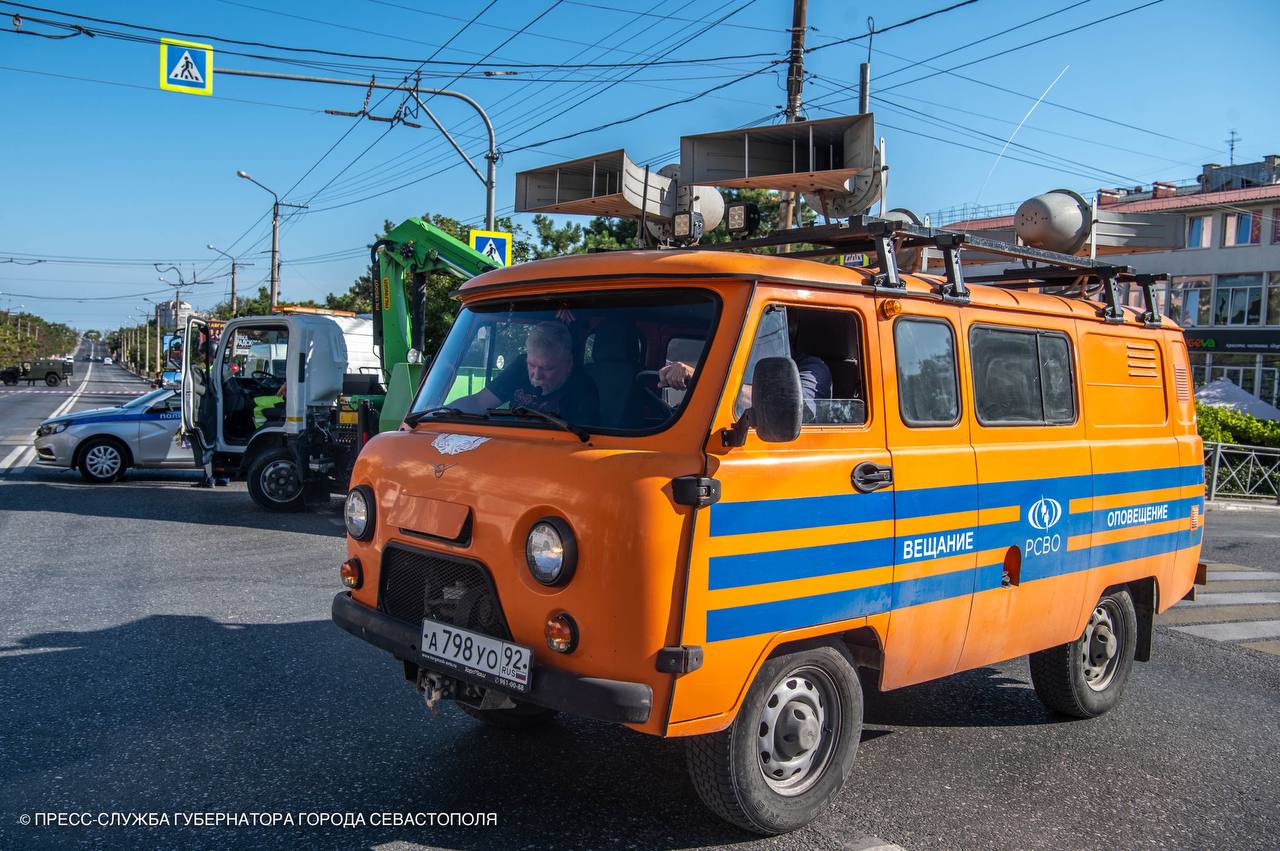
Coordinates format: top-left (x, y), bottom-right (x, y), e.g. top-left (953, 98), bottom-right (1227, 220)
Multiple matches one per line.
top-left (453, 321), bottom-right (599, 422)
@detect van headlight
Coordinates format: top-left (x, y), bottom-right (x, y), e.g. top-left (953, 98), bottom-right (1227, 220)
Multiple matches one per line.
top-left (344, 485), bottom-right (375, 540)
top-left (525, 517), bottom-right (576, 586)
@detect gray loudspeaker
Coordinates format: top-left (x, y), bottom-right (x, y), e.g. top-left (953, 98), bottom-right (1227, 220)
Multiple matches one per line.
top-left (514, 149), bottom-right (674, 219)
top-left (679, 114), bottom-right (878, 196)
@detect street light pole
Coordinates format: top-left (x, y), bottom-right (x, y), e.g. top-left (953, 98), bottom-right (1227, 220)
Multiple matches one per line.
top-left (236, 171), bottom-right (307, 310)
top-left (208, 244), bottom-right (253, 317)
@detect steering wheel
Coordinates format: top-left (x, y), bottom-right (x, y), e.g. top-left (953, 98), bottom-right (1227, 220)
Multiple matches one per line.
top-left (633, 369), bottom-right (671, 410)
top-left (251, 370), bottom-right (284, 394)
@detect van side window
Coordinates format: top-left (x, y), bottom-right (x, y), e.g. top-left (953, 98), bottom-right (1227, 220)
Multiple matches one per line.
top-left (894, 317), bottom-right (960, 426)
top-left (735, 305), bottom-right (868, 425)
top-left (970, 326), bottom-right (1076, 426)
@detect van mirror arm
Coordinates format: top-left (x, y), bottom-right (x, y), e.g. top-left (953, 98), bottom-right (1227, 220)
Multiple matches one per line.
top-left (721, 408), bottom-right (752, 448)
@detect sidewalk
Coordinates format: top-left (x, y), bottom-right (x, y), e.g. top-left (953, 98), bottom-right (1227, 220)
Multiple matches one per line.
top-left (1205, 498), bottom-right (1280, 513)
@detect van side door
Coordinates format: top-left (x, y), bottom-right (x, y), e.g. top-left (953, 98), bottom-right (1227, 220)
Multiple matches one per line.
top-left (957, 319), bottom-right (1091, 670)
top-left (878, 300), bottom-right (979, 690)
top-left (668, 293), bottom-right (890, 733)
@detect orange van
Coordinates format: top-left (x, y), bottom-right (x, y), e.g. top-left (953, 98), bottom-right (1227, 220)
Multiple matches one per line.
top-left (332, 221), bottom-right (1205, 834)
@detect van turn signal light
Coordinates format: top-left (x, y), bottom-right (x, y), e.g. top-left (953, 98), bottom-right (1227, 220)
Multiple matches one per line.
top-left (340, 557), bottom-right (363, 589)
top-left (545, 612), bottom-right (578, 653)
top-left (880, 299), bottom-right (903, 319)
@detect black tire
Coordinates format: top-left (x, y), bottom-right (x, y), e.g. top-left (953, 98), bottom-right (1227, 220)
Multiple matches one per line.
top-left (246, 446), bottom-right (305, 512)
top-left (686, 645), bottom-right (862, 835)
top-left (77, 437), bottom-right (128, 483)
top-left (1029, 587), bottom-right (1137, 719)
top-left (45, 373), bottom-right (60, 386)
top-left (1, 373), bottom-right (15, 386)
top-left (458, 700), bottom-right (557, 730)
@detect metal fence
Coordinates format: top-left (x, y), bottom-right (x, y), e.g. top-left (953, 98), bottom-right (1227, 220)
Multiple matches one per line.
top-left (1204, 441), bottom-right (1280, 502)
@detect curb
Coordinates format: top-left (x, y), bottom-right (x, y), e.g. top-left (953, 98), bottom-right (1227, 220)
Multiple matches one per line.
top-left (1205, 499), bottom-right (1280, 513)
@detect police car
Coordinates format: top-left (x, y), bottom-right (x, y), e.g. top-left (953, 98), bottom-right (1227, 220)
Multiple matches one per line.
top-left (34, 387), bottom-right (196, 483)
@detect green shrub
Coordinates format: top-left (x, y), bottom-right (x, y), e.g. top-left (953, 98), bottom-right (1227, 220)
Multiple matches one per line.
top-left (1197, 402), bottom-right (1280, 448)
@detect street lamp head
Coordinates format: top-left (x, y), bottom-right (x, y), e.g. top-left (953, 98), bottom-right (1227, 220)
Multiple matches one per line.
top-left (207, 244), bottom-right (216, 250)
top-left (236, 170), bottom-right (251, 180)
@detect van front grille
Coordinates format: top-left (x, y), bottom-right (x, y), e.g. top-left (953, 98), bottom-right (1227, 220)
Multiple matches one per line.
top-left (378, 544), bottom-right (511, 639)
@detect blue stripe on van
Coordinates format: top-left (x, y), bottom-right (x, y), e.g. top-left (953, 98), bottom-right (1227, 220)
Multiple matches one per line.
top-left (706, 523), bottom-right (1201, 642)
top-left (708, 537), bottom-right (894, 591)
top-left (708, 489), bottom-right (893, 538)
top-left (707, 465), bottom-right (1203, 538)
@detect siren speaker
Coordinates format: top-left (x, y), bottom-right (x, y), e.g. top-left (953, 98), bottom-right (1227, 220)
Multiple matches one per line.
top-left (679, 114), bottom-right (879, 198)
top-left (515, 149), bottom-right (674, 219)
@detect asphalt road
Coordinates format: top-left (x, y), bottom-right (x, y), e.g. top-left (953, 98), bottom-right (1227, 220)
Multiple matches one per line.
top-left (0, 374), bottom-right (1276, 848)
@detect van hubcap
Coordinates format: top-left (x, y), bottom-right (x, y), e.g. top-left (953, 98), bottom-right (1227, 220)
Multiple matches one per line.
top-left (1082, 601), bottom-right (1122, 690)
top-left (85, 445), bottom-right (121, 478)
top-left (756, 666), bottom-right (840, 796)
top-left (261, 459), bottom-right (301, 502)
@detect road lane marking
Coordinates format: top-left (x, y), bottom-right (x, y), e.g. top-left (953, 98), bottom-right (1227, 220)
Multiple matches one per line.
top-left (1185, 592), bottom-right (1280, 607)
top-left (1173, 620), bottom-right (1280, 642)
top-left (0, 361), bottom-right (93, 477)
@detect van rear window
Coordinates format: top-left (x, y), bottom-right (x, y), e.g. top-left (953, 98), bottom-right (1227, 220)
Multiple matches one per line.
top-left (970, 326), bottom-right (1076, 426)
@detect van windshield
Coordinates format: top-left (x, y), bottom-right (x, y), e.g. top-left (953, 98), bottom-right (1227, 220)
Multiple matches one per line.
top-left (411, 289), bottom-right (720, 435)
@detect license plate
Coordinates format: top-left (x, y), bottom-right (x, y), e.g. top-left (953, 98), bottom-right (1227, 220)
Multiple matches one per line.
top-left (338, 411), bottom-right (358, 424)
top-left (420, 618), bottom-right (532, 693)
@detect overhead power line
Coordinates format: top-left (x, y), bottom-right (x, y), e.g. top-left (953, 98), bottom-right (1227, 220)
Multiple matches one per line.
top-left (0, 2), bottom-right (778, 69)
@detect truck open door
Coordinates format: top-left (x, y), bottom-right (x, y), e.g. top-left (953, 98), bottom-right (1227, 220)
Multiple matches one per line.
top-left (179, 317), bottom-right (212, 445)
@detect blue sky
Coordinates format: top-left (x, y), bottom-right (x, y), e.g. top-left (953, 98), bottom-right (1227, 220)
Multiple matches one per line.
top-left (1, 0), bottom-right (1277, 329)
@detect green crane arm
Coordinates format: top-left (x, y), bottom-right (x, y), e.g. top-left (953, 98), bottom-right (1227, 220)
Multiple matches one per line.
top-left (372, 217), bottom-right (501, 381)
top-left (370, 218), bottom-right (501, 432)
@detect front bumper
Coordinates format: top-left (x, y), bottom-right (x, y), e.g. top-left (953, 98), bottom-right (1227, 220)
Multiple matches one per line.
top-left (33, 432), bottom-right (75, 466)
top-left (331, 591), bottom-right (653, 725)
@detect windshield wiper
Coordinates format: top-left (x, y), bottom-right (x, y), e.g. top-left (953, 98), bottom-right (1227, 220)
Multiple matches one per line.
top-left (404, 406), bottom-right (490, 426)
top-left (487, 406), bottom-right (590, 443)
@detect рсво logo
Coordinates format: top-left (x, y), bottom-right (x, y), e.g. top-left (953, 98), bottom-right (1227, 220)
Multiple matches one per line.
top-left (1028, 496), bottom-right (1063, 531)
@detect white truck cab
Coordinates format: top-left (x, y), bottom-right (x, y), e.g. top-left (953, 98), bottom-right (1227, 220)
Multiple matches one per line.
top-left (180, 313), bottom-right (380, 510)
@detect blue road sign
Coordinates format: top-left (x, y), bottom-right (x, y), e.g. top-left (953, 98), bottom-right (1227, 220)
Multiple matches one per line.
top-left (469, 229), bottom-right (512, 267)
top-left (160, 38), bottom-right (213, 96)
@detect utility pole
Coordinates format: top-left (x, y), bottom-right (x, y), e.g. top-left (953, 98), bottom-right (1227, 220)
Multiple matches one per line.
top-left (781, 0), bottom-right (808, 231)
top-left (236, 172), bottom-right (306, 310)
top-left (209, 245), bottom-right (253, 317)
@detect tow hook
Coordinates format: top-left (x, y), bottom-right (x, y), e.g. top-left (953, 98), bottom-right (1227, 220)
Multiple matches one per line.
top-left (415, 669), bottom-right (451, 714)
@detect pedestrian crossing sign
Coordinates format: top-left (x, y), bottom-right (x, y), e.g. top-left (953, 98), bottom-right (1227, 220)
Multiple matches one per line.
top-left (159, 38), bottom-right (213, 96)
top-left (469, 229), bottom-right (513, 267)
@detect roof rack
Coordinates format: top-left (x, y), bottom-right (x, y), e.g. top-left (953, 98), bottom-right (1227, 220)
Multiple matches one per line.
top-left (696, 216), bottom-right (1167, 325)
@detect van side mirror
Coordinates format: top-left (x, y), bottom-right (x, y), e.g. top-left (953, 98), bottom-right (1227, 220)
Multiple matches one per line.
top-left (752, 357), bottom-right (803, 442)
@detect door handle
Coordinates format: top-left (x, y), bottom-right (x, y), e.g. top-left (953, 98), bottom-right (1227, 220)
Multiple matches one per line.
top-left (852, 461), bottom-right (893, 493)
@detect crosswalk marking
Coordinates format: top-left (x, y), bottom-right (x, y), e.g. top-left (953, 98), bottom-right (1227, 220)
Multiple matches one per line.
top-left (1185, 592), bottom-right (1280, 607)
top-left (1173, 620), bottom-right (1280, 642)
top-left (1164, 561), bottom-right (1280, 656)
top-left (1209, 570), bottom-right (1280, 581)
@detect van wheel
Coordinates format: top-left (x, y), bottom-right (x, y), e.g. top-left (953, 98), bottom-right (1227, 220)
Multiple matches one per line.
top-left (247, 447), bottom-right (305, 511)
top-left (78, 437), bottom-right (127, 483)
top-left (45, 373), bottom-right (60, 386)
top-left (2, 373), bottom-right (16, 386)
top-left (459, 700), bottom-right (557, 730)
top-left (1029, 587), bottom-right (1137, 718)
top-left (686, 646), bottom-right (862, 835)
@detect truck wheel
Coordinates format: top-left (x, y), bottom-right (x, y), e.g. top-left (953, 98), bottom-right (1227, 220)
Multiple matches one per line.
top-left (247, 447), bottom-right (305, 511)
top-left (78, 437), bottom-right (127, 483)
top-left (45, 373), bottom-right (60, 386)
top-left (686, 645), bottom-right (862, 835)
top-left (1029, 587), bottom-right (1137, 719)
top-left (459, 700), bottom-right (557, 730)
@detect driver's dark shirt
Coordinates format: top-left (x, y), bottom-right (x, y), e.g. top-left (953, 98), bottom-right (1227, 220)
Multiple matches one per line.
top-left (488, 354), bottom-right (600, 422)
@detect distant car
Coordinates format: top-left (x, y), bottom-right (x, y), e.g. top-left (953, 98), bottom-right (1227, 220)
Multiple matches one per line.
top-left (103, 357), bottom-right (113, 365)
top-left (33, 388), bottom-right (196, 482)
